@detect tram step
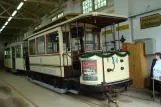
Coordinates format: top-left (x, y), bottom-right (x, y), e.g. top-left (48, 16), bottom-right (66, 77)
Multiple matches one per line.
top-left (30, 78), bottom-right (67, 94)
top-left (68, 89), bottom-right (79, 94)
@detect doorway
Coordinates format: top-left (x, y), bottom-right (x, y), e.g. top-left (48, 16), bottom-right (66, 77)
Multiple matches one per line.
top-left (12, 47), bottom-right (16, 72)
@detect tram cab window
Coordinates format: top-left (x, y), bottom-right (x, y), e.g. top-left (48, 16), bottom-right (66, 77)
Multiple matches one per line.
top-left (29, 39), bottom-right (36, 55)
top-left (47, 32), bottom-right (59, 53)
top-left (71, 27), bottom-right (84, 52)
top-left (16, 46), bottom-right (21, 58)
top-left (37, 36), bottom-right (45, 54)
top-left (85, 32), bottom-right (100, 51)
top-left (4, 49), bottom-right (11, 58)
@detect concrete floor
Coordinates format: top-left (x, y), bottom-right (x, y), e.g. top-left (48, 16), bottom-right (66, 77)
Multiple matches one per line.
top-left (0, 70), bottom-right (160, 107)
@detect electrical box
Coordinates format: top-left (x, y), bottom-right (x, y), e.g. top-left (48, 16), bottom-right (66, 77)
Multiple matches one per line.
top-left (144, 39), bottom-right (156, 55)
top-left (134, 38), bottom-right (156, 55)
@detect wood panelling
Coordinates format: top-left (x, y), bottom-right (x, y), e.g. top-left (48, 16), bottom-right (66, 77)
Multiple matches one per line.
top-left (127, 43), bottom-right (147, 88)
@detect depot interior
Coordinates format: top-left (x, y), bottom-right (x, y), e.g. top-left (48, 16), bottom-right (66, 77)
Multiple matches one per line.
top-left (0, 0), bottom-right (161, 107)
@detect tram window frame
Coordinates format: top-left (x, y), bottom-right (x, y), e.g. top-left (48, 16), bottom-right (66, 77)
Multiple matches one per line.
top-left (29, 39), bottom-right (36, 55)
top-left (46, 32), bottom-right (59, 54)
top-left (16, 46), bottom-right (21, 58)
top-left (37, 35), bottom-right (46, 55)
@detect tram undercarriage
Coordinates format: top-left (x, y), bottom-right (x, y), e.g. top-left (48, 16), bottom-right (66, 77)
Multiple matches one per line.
top-left (29, 70), bottom-right (132, 100)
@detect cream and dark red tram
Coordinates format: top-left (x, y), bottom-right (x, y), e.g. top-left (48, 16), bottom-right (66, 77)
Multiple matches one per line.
top-left (25, 12), bottom-right (132, 99)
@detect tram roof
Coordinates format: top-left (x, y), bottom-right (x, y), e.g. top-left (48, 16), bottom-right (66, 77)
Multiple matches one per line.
top-left (26, 12), bottom-right (128, 40)
top-left (5, 42), bottom-right (23, 49)
top-left (34, 13), bottom-right (80, 33)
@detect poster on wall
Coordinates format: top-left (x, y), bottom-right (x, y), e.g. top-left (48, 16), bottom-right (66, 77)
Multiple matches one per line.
top-left (140, 13), bottom-right (161, 29)
top-left (82, 60), bottom-right (98, 81)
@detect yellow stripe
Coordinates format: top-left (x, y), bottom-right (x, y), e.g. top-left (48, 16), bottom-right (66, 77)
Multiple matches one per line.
top-left (116, 24), bottom-right (129, 31)
top-left (102, 24), bottom-right (129, 35)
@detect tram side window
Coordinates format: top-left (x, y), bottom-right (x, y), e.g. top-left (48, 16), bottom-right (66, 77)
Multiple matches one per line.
top-left (47, 32), bottom-right (59, 53)
top-left (29, 39), bottom-right (36, 55)
top-left (16, 46), bottom-right (21, 58)
top-left (37, 36), bottom-right (45, 54)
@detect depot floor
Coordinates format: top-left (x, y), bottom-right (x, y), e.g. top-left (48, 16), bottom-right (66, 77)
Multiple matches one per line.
top-left (0, 70), bottom-right (160, 107)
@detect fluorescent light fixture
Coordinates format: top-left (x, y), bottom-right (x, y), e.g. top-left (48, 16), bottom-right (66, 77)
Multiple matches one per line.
top-left (2, 26), bottom-right (5, 29)
top-left (11, 10), bottom-right (17, 16)
top-left (17, 2), bottom-right (24, 10)
top-left (1, 1), bottom-right (25, 33)
top-left (4, 22), bottom-right (9, 26)
top-left (8, 17), bottom-right (12, 22)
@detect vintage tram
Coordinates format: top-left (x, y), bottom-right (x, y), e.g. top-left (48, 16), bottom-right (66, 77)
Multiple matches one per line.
top-left (4, 42), bottom-right (28, 73)
top-left (24, 12), bottom-right (132, 99)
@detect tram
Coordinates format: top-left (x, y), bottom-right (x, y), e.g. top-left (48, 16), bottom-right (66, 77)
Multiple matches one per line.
top-left (4, 42), bottom-right (28, 73)
top-left (25, 12), bottom-right (132, 99)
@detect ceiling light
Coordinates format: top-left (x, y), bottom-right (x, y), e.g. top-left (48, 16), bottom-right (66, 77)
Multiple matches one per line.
top-left (8, 17), bottom-right (12, 22)
top-left (11, 10), bottom-right (17, 17)
top-left (4, 22), bottom-right (9, 26)
top-left (24, 0), bottom-right (27, 1)
top-left (17, 2), bottom-right (24, 10)
top-left (2, 26), bottom-right (5, 29)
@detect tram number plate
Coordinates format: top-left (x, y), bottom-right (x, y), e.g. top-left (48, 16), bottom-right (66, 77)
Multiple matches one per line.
top-left (82, 60), bottom-right (98, 81)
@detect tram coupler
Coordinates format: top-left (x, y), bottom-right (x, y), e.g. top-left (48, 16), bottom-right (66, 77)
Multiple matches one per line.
top-left (105, 92), bottom-right (119, 107)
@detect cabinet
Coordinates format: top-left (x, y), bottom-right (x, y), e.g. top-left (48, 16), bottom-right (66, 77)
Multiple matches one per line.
top-left (127, 43), bottom-right (147, 88)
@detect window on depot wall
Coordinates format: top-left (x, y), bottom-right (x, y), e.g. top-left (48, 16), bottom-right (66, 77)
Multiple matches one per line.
top-left (94, 0), bottom-right (107, 10)
top-left (52, 16), bottom-right (57, 22)
top-left (37, 36), bottom-right (45, 54)
top-left (47, 32), bottom-right (59, 53)
top-left (58, 12), bottom-right (64, 18)
top-left (82, 0), bottom-right (93, 14)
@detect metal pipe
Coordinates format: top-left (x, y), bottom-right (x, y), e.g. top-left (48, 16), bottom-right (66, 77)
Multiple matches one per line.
top-left (76, 21), bottom-right (79, 52)
top-left (102, 54), bottom-right (105, 84)
top-left (84, 22), bottom-right (86, 53)
top-left (129, 7), bottom-right (161, 18)
top-left (112, 24), bottom-right (116, 51)
top-left (130, 19), bottom-right (134, 42)
top-left (104, 27), bottom-right (107, 52)
top-left (117, 23), bottom-right (120, 50)
top-left (64, 24), bottom-right (68, 65)
top-left (69, 23), bottom-right (74, 75)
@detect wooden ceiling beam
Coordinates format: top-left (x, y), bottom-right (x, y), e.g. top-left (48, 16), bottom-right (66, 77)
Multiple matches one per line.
top-left (25, 0), bottom-right (60, 6)
top-left (0, 1), bottom-right (41, 20)
top-left (0, 15), bottom-right (37, 21)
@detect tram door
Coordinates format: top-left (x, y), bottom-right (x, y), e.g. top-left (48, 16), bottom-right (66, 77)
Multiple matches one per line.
top-left (23, 47), bottom-right (29, 71)
top-left (23, 41), bottom-right (30, 75)
top-left (12, 47), bottom-right (16, 71)
top-left (71, 27), bottom-right (84, 76)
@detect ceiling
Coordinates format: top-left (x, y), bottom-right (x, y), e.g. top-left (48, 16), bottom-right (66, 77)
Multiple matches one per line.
top-left (0, 0), bottom-right (67, 39)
